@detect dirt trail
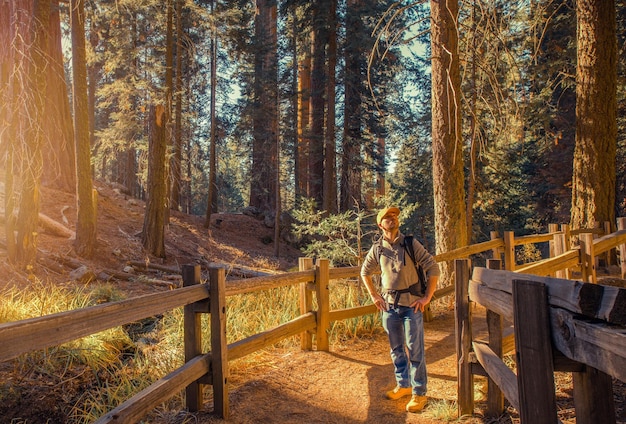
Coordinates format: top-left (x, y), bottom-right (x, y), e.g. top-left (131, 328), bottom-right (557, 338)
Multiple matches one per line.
top-left (192, 310), bottom-right (490, 424)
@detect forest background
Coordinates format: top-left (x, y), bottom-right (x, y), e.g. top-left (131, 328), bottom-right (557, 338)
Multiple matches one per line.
top-left (1, 0), bottom-right (625, 286)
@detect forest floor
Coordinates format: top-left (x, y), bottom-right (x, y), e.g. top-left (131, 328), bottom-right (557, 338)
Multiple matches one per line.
top-left (0, 181), bottom-right (625, 423)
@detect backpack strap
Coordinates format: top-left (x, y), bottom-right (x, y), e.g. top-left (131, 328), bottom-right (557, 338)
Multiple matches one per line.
top-left (403, 235), bottom-right (427, 296)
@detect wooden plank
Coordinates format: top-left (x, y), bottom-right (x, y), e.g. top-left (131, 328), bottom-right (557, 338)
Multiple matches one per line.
top-left (0, 284), bottom-right (209, 362)
top-left (486, 309), bottom-right (504, 416)
top-left (573, 366), bottom-right (616, 424)
top-left (299, 258), bottom-right (314, 350)
top-left (224, 270), bottom-right (314, 296)
top-left (472, 342), bottom-right (519, 411)
top-left (515, 249), bottom-right (579, 277)
top-left (504, 232), bottom-right (515, 271)
top-left (210, 267), bottom-right (229, 418)
top-left (472, 267), bottom-right (626, 325)
top-left (512, 279), bottom-right (558, 424)
top-left (328, 304), bottom-right (377, 322)
top-left (513, 232), bottom-right (557, 246)
top-left (183, 265), bottom-right (204, 411)
top-left (328, 266), bottom-right (360, 280)
top-left (593, 229), bottom-right (626, 256)
top-left (433, 238), bottom-right (505, 263)
top-left (550, 308), bottom-right (626, 382)
top-left (315, 259), bottom-right (330, 352)
top-left (619, 218), bottom-right (626, 279)
top-left (455, 259), bottom-right (473, 417)
top-left (468, 280), bottom-right (514, 321)
top-left (485, 259), bottom-right (504, 416)
top-left (95, 354), bottom-right (211, 424)
top-left (228, 313), bottom-right (317, 361)
top-left (580, 233), bottom-right (597, 283)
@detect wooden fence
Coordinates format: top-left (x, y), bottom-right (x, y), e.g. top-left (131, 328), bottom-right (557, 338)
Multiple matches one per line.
top-left (455, 222), bottom-right (626, 423)
top-left (1, 219), bottom-right (626, 422)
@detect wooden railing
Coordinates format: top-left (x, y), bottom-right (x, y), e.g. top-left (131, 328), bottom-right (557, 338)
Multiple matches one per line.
top-left (456, 260), bottom-right (626, 423)
top-left (1, 218), bottom-right (626, 422)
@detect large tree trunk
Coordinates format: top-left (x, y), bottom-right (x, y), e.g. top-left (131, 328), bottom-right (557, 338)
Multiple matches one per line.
top-left (43, 1), bottom-right (76, 192)
top-left (430, 0), bottom-right (467, 286)
top-left (296, 34), bottom-right (311, 199)
top-left (11, 0), bottom-right (51, 266)
top-left (142, 105), bottom-right (168, 258)
top-left (250, 0), bottom-right (278, 213)
top-left (206, 0), bottom-right (218, 227)
top-left (323, 0), bottom-right (337, 214)
top-left (166, 0), bottom-right (179, 214)
top-left (175, 0), bottom-right (185, 213)
top-left (309, 0), bottom-right (328, 208)
top-left (71, 0), bottom-right (97, 258)
top-left (340, 0), bottom-right (365, 212)
top-left (571, 0), bottom-right (617, 231)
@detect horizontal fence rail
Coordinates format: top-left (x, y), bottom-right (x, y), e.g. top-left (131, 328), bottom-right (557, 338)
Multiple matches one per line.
top-left (2, 218), bottom-right (626, 422)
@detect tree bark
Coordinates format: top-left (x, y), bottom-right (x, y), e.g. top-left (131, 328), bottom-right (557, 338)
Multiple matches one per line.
top-left (250, 0), bottom-right (278, 213)
top-left (341, 0), bottom-right (365, 212)
top-left (323, 0), bottom-right (338, 214)
top-left (430, 0), bottom-right (468, 285)
top-left (206, 0), bottom-right (218, 227)
top-left (297, 33), bottom-right (311, 199)
top-left (141, 105), bottom-right (168, 258)
top-left (71, 0), bottom-right (98, 258)
top-left (309, 0), bottom-right (328, 208)
top-left (571, 0), bottom-right (617, 230)
top-left (43, 1), bottom-right (76, 192)
top-left (13, 0), bottom-right (51, 266)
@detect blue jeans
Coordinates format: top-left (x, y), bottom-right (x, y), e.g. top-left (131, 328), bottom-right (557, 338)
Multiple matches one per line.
top-left (382, 306), bottom-right (427, 396)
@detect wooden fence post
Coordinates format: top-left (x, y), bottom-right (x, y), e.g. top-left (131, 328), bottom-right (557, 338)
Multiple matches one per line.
top-left (553, 233), bottom-right (569, 279)
top-left (455, 259), bottom-right (473, 417)
top-left (618, 218), bottom-right (626, 279)
top-left (315, 258), bottom-right (330, 352)
top-left (485, 259), bottom-right (504, 416)
top-left (503, 231), bottom-right (515, 271)
top-left (548, 224), bottom-right (559, 265)
top-left (573, 366), bottom-right (616, 424)
top-left (210, 266), bottom-right (229, 418)
top-left (579, 233), bottom-right (597, 283)
top-left (603, 221), bottom-right (614, 265)
top-left (490, 231), bottom-right (500, 261)
top-left (299, 257), bottom-right (314, 351)
top-left (183, 264), bottom-right (203, 412)
top-left (513, 279), bottom-right (558, 424)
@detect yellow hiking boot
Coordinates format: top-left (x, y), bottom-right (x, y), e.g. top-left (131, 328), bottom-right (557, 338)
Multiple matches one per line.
top-left (406, 395), bottom-right (428, 413)
top-left (385, 386), bottom-right (412, 400)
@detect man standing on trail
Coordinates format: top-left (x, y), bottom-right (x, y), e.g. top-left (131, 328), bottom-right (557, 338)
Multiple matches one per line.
top-left (360, 206), bottom-right (439, 413)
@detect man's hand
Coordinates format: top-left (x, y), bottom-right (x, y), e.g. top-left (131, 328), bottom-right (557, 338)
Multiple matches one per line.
top-left (371, 293), bottom-right (387, 312)
top-left (411, 296), bottom-right (431, 313)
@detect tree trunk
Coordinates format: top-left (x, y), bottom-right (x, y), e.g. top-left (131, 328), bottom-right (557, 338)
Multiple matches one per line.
top-left (296, 34), bottom-right (311, 199)
top-left (71, 0), bottom-right (97, 258)
top-left (206, 0), bottom-right (218, 227)
top-left (250, 0), bottom-right (278, 213)
top-left (43, 1), bottom-right (76, 192)
top-left (13, 0), bottom-right (51, 266)
top-left (174, 0), bottom-right (185, 213)
top-left (141, 105), bottom-right (168, 258)
top-left (571, 0), bottom-right (617, 230)
top-left (309, 0), bottom-right (328, 208)
top-left (323, 0), bottom-right (338, 214)
top-left (430, 0), bottom-right (467, 286)
top-left (166, 0), bottom-right (179, 213)
top-left (341, 0), bottom-right (365, 212)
